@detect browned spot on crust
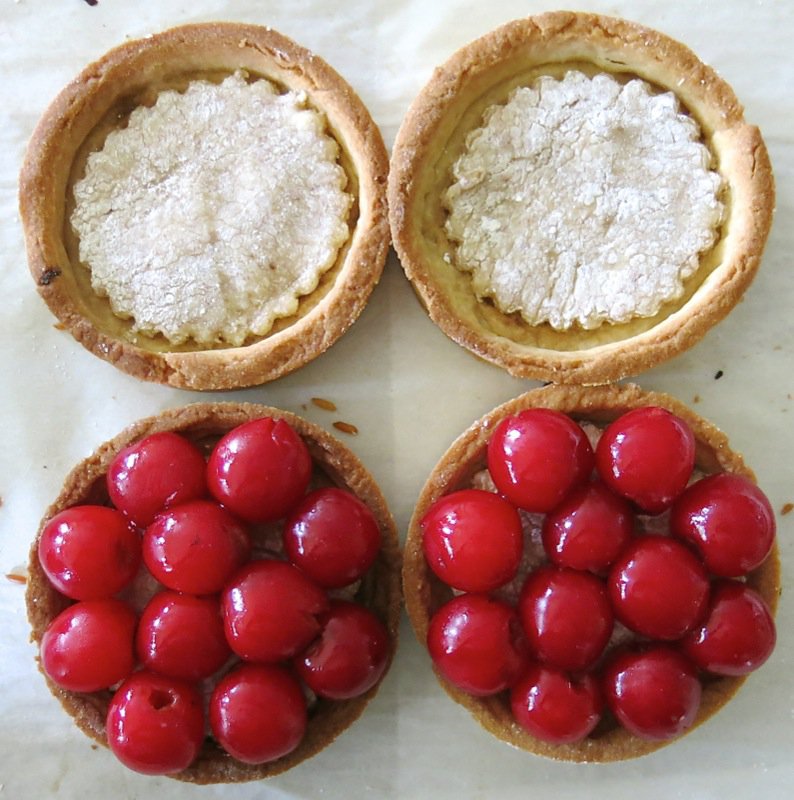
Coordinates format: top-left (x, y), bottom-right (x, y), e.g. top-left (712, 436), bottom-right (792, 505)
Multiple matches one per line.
top-left (38, 268), bottom-right (61, 286)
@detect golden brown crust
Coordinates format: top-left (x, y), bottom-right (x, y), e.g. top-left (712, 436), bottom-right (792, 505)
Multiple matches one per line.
top-left (402, 383), bottom-right (781, 762)
top-left (388, 12), bottom-right (775, 385)
top-left (26, 402), bottom-right (402, 783)
top-left (20, 23), bottom-right (390, 390)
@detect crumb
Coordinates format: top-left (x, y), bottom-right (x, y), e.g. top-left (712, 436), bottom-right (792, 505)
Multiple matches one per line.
top-left (53, 322), bottom-right (66, 331)
top-left (5, 573), bottom-right (27, 585)
top-left (714, 370), bottom-right (724, 380)
top-left (83, 0), bottom-right (98, 5)
top-left (300, 403), bottom-right (307, 411)
top-left (91, 744), bottom-right (99, 750)
top-left (311, 397), bottom-right (337, 412)
top-left (333, 421), bottom-right (359, 436)
top-left (692, 394), bottom-right (701, 403)
top-left (781, 503), bottom-right (793, 516)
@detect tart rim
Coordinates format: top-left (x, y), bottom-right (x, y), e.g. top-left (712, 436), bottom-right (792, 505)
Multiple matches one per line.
top-left (19, 22), bottom-right (390, 390)
top-left (25, 402), bottom-right (402, 784)
top-left (388, 11), bottom-right (775, 385)
top-left (402, 383), bottom-right (781, 763)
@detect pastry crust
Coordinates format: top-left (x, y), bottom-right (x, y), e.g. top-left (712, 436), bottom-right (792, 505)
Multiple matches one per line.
top-left (26, 403), bottom-right (402, 784)
top-left (388, 12), bottom-right (775, 384)
top-left (20, 23), bottom-right (390, 390)
top-left (402, 383), bottom-right (781, 762)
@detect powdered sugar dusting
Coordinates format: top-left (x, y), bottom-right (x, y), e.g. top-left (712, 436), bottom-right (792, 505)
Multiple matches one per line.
top-left (444, 71), bottom-right (723, 330)
top-left (71, 72), bottom-right (352, 345)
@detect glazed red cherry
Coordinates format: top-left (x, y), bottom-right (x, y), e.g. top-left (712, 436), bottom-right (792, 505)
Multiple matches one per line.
top-left (427, 594), bottom-right (526, 696)
top-left (510, 665), bottom-right (603, 744)
top-left (518, 566), bottom-right (613, 672)
top-left (609, 536), bottom-right (709, 640)
top-left (670, 473), bottom-right (775, 577)
top-left (210, 663), bottom-right (307, 764)
top-left (107, 671), bottom-right (204, 775)
top-left (207, 417), bottom-right (312, 523)
top-left (142, 500), bottom-right (250, 594)
top-left (136, 591), bottom-right (231, 681)
top-left (222, 560), bottom-right (329, 663)
top-left (38, 505), bottom-right (140, 600)
top-left (107, 432), bottom-right (207, 527)
top-left (541, 481), bottom-right (634, 573)
top-left (595, 407), bottom-right (695, 514)
top-left (420, 489), bottom-right (523, 592)
top-left (602, 646), bottom-right (701, 740)
top-left (40, 599), bottom-right (136, 692)
top-left (295, 600), bottom-right (391, 700)
top-left (283, 487), bottom-right (381, 589)
top-left (487, 409), bottom-right (594, 513)
top-left (681, 580), bottom-right (776, 676)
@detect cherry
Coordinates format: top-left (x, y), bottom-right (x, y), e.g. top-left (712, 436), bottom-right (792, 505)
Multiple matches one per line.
top-left (142, 500), bottom-right (250, 594)
top-left (210, 664), bottom-right (307, 764)
top-left (602, 645), bottom-right (701, 740)
top-left (207, 417), bottom-right (312, 523)
top-left (608, 536), bottom-right (709, 640)
top-left (295, 600), bottom-right (391, 700)
top-left (136, 591), bottom-right (231, 681)
top-left (107, 432), bottom-right (207, 527)
top-left (283, 487), bottom-right (381, 589)
top-left (420, 489), bottom-right (523, 592)
top-left (595, 407), bottom-right (695, 514)
top-left (510, 665), bottom-right (603, 744)
top-left (670, 473), bottom-right (775, 577)
top-left (518, 566), bottom-right (613, 672)
top-left (427, 594), bottom-right (526, 696)
top-left (40, 599), bottom-right (136, 692)
top-left (107, 671), bottom-right (204, 775)
top-left (541, 480), bottom-right (634, 573)
top-left (221, 560), bottom-right (329, 663)
top-left (38, 505), bottom-right (140, 600)
top-left (487, 408), bottom-right (594, 513)
top-left (680, 580), bottom-right (776, 676)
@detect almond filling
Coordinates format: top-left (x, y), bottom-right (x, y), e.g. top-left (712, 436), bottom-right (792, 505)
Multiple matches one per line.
top-left (443, 71), bottom-right (723, 330)
top-left (71, 71), bottom-right (352, 346)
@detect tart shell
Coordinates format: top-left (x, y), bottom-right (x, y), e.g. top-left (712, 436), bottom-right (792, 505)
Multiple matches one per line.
top-left (388, 12), bottom-right (775, 385)
top-left (26, 403), bottom-right (402, 783)
top-left (20, 23), bottom-right (390, 390)
top-left (402, 383), bottom-right (781, 762)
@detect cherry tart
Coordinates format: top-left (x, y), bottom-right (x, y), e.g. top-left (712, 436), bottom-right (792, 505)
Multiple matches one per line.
top-left (403, 384), bottom-right (780, 762)
top-left (26, 403), bottom-right (401, 783)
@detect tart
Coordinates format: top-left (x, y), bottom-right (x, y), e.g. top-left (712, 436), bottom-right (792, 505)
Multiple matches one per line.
top-left (389, 12), bottom-right (774, 384)
top-left (403, 383), bottom-right (780, 761)
top-left (19, 23), bottom-right (389, 390)
top-left (26, 402), bottom-right (401, 783)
